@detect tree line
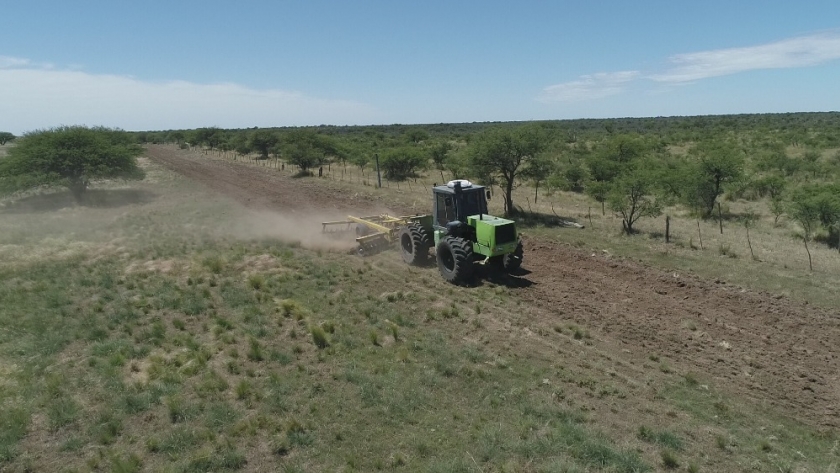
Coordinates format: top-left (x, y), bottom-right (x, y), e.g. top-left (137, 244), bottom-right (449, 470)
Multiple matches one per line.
top-left (2, 112), bottom-right (840, 256)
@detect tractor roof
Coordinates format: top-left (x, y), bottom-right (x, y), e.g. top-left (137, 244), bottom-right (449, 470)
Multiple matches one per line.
top-left (433, 179), bottom-right (485, 194)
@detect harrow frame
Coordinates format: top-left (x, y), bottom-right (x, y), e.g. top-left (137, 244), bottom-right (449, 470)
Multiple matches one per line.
top-left (322, 214), bottom-right (424, 256)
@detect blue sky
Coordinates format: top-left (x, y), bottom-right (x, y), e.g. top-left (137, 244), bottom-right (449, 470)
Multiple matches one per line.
top-left (1, 1), bottom-right (839, 135)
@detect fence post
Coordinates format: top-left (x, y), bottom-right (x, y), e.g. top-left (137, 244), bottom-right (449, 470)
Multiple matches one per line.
top-left (375, 154), bottom-right (382, 188)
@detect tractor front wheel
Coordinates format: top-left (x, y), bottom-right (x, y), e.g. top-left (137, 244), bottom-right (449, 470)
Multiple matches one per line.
top-left (436, 236), bottom-right (474, 284)
top-left (503, 240), bottom-right (524, 272)
top-left (491, 240), bottom-right (524, 273)
top-left (399, 223), bottom-right (430, 265)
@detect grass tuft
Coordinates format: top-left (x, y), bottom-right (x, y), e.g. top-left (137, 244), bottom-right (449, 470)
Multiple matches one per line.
top-left (661, 449), bottom-right (679, 469)
top-left (310, 325), bottom-right (329, 349)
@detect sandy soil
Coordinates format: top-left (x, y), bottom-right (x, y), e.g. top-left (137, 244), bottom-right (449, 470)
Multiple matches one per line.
top-left (146, 144), bottom-right (840, 429)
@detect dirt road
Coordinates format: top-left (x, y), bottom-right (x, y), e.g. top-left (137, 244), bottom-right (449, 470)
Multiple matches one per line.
top-left (146, 145), bottom-right (840, 428)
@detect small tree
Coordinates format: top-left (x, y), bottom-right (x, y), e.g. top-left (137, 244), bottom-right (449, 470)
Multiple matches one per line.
top-left (281, 129), bottom-right (337, 173)
top-left (789, 194), bottom-right (820, 270)
top-left (0, 126), bottom-right (144, 202)
top-left (193, 127), bottom-right (225, 150)
top-left (754, 174), bottom-right (786, 200)
top-left (249, 129), bottom-right (279, 160)
top-left (585, 180), bottom-right (610, 215)
top-left (0, 132), bottom-right (16, 145)
top-left (228, 133), bottom-right (251, 160)
top-left (429, 140), bottom-right (452, 181)
top-left (741, 209), bottom-right (759, 260)
top-left (403, 128), bottom-right (430, 144)
top-left (683, 142), bottom-right (744, 217)
top-left (769, 196), bottom-right (786, 226)
top-left (561, 163), bottom-right (587, 193)
top-left (284, 141), bottom-right (322, 173)
top-left (607, 162), bottom-right (663, 234)
top-left (521, 154), bottom-right (556, 204)
top-left (802, 149), bottom-right (821, 178)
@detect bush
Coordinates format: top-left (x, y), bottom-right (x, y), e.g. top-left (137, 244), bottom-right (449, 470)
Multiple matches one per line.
top-left (380, 146), bottom-right (428, 181)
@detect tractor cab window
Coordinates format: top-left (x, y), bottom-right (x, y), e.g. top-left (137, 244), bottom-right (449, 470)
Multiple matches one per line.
top-left (436, 193), bottom-right (455, 226)
top-left (458, 190), bottom-right (487, 218)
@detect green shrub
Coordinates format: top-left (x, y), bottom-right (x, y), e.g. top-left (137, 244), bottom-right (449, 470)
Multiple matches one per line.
top-left (310, 325), bottom-right (329, 349)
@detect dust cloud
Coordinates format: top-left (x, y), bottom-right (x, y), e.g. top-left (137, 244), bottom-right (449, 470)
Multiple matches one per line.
top-left (227, 208), bottom-right (397, 252)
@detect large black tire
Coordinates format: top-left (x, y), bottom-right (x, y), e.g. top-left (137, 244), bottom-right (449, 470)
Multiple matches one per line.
top-left (491, 240), bottom-right (524, 273)
top-left (399, 223), bottom-right (430, 265)
top-left (436, 236), bottom-right (474, 284)
top-left (503, 240), bottom-right (524, 272)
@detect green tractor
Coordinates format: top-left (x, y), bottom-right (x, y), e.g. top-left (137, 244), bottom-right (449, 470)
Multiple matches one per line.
top-left (398, 179), bottom-right (523, 284)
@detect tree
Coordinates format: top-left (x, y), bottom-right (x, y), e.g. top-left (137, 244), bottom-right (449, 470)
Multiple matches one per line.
top-left (755, 146), bottom-right (800, 176)
top-left (769, 196), bottom-right (786, 226)
top-left (683, 142), bottom-right (744, 217)
top-left (169, 130), bottom-right (185, 145)
top-left (284, 141), bottom-right (322, 173)
top-left (583, 135), bottom-right (654, 216)
top-left (0, 126), bottom-right (144, 202)
top-left (754, 174), bottom-right (786, 200)
top-left (801, 149), bottom-right (821, 178)
top-left (468, 124), bottom-right (549, 216)
top-left (228, 133), bottom-right (251, 160)
top-left (380, 146), bottom-right (428, 181)
top-left (789, 192), bottom-right (821, 270)
top-left (193, 127), bottom-right (225, 150)
top-left (561, 162), bottom-right (587, 193)
top-left (403, 128), bottom-right (430, 144)
top-left (281, 129), bottom-right (337, 173)
top-left (248, 129), bottom-right (279, 160)
top-left (741, 209), bottom-right (759, 260)
top-left (585, 180), bottom-right (610, 215)
top-left (796, 184), bottom-right (840, 251)
top-left (429, 140), bottom-right (452, 181)
top-left (607, 161), bottom-right (663, 234)
top-left (0, 132), bottom-right (17, 145)
top-left (521, 154), bottom-right (556, 204)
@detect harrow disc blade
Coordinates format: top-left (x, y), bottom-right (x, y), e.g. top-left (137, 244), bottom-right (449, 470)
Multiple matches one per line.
top-left (356, 233), bottom-right (391, 257)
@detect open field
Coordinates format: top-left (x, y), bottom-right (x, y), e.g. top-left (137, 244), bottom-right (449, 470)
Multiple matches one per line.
top-left (0, 145), bottom-right (838, 472)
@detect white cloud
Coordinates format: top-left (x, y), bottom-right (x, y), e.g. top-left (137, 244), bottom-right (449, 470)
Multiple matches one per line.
top-left (0, 56), bottom-right (34, 69)
top-left (0, 61), bottom-right (380, 134)
top-left (651, 32), bottom-right (840, 83)
top-left (539, 71), bottom-right (640, 103)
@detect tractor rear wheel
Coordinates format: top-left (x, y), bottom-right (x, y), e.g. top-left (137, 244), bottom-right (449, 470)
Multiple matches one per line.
top-left (436, 236), bottom-right (474, 284)
top-left (399, 223), bottom-right (430, 265)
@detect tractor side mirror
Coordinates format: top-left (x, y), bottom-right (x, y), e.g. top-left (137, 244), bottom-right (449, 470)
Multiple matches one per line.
top-left (486, 190), bottom-right (491, 200)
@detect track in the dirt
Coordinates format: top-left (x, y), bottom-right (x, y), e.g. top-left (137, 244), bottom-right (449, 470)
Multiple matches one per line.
top-left (147, 145), bottom-right (840, 428)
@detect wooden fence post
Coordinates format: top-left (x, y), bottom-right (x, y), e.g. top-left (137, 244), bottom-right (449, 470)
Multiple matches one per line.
top-left (697, 221), bottom-right (704, 250)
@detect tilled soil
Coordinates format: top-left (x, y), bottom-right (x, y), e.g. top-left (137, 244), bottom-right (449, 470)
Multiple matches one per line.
top-left (146, 145), bottom-right (840, 428)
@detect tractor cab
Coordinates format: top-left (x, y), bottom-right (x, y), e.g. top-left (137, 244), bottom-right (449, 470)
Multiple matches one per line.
top-left (432, 179), bottom-right (490, 229)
